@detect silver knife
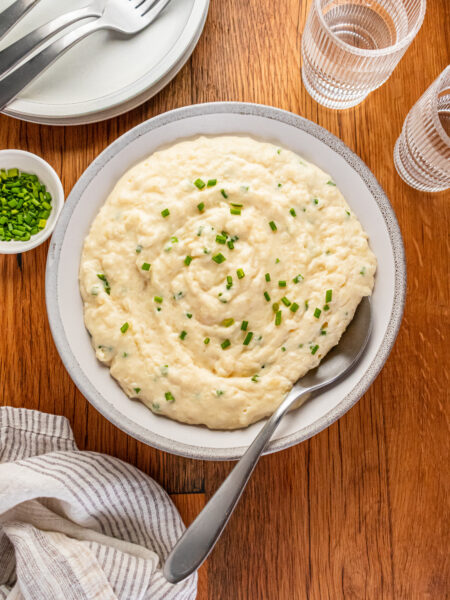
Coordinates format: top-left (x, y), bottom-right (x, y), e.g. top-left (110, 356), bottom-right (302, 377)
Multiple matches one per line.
top-left (0, 0), bottom-right (40, 39)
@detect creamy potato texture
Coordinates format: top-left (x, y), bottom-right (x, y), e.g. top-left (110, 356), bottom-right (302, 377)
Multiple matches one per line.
top-left (79, 136), bottom-right (376, 429)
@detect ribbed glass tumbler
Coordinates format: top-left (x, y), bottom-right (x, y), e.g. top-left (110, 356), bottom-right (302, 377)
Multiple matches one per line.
top-left (394, 66), bottom-right (450, 192)
top-left (301, 0), bottom-right (427, 109)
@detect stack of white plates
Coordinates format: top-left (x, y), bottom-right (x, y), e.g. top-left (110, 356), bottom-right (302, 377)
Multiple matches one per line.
top-left (0, 0), bottom-right (209, 125)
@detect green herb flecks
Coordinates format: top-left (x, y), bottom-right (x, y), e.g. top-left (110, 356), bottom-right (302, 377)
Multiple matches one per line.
top-left (269, 220), bottom-right (277, 231)
top-left (236, 268), bottom-right (245, 279)
top-left (141, 262), bottom-right (151, 271)
top-left (0, 168), bottom-right (53, 242)
top-left (165, 391), bottom-right (175, 403)
top-left (212, 253), bottom-right (226, 264)
top-left (120, 322), bottom-right (129, 334)
top-left (243, 332), bottom-right (253, 345)
top-left (221, 318), bottom-right (235, 327)
top-left (97, 273), bottom-right (111, 295)
top-left (221, 339), bottom-right (231, 350)
top-left (194, 178), bottom-right (206, 190)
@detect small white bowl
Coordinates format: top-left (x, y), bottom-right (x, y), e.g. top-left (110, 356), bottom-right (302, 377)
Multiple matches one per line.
top-left (0, 150), bottom-right (64, 254)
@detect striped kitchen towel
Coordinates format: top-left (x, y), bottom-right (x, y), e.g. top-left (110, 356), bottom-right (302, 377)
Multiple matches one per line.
top-left (0, 407), bottom-right (197, 600)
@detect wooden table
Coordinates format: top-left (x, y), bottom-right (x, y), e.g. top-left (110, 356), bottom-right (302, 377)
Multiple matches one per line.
top-left (1, 0), bottom-right (449, 597)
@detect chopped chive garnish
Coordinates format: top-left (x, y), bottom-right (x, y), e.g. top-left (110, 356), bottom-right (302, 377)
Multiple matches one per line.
top-left (281, 296), bottom-right (291, 307)
top-left (220, 189), bottom-right (228, 199)
top-left (221, 318), bottom-right (235, 327)
top-left (277, 183), bottom-right (282, 188)
top-left (136, 245), bottom-right (143, 253)
top-left (226, 275), bottom-right (233, 289)
top-left (120, 322), bottom-right (129, 334)
top-left (194, 178), bottom-right (206, 189)
top-left (275, 311), bottom-right (282, 326)
top-left (313, 198), bottom-right (319, 205)
top-left (154, 296), bottom-right (163, 303)
top-left (97, 273), bottom-right (111, 295)
top-left (221, 339), bottom-right (231, 350)
top-left (251, 374), bottom-right (259, 382)
top-left (293, 274), bottom-right (304, 283)
top-left (360, 266), bottom-right (366, 275)
top-left (281, 347), bottom-right (286, 352)
top-left (345, 210), bottom-right (351, 216)
top-left (216, 234), bottom-right (227, 244)
top-left (236, 268), bottom-right (245, 279)
top-left (321, 330), bottom-right (327, 335)
top-left (170, 236), bottom-right (178, 244)
top-left (243, 332), bottom-right (253, 345)
top-left (323, 304), bottom-right (330, 311)
top-left (212, 253), bottom-right (226, 264)
top-left (227, 240), bottom-right (234, 250)
top-left (230, 202), bottom-right (243, 207)
top-left (241, 320), bottom-right (248, 331)
top-left (141, 262), bottom-right (151, 271)
top-left (184, 256), bottom-right (193, 266)
top-left (272, 302), bottom-right (279, 312)
top-left (311, 344), bottom-right (319, 355)
top-left (203, 248), bottom-right (210, 254)
top-left (165, 391), bottom-right (175, 402)
top-left (269, 220), bottom-right (277, 231)
top-left (264, 291), bottom-right (271, 302)
top-left (230, 207), bottom-right (241, 215)
top-left (134, 387), bottom-right (141, 394)
top-left (204, 337), bottom-right (210, 345)
top-left (197, 202), bottom-right (205, 212)
top-left (314, 308), bottom-right (321, 318)
top-left (207, 179), bottom-right (217, 187)
top-left (327, 180), bottom-right (336, 186)
top-left (180, 330), bottom-right (187, 340)
top-left (265, 273), bottom-right (271, 282)
top-left (289, 208), bottom-right (297, 217)
top-left (275, 258), bottom-right (280, 264)
top-left (216, 390), bottom-right (224, 396)
top-left (325, 289), bottom-right (332, 302)
top-left (305, 300), bottom-right (309, 310)
top-left (290, 302), bottom-right (299, 313)
top-left (278, 280), bottom-right (286, 287)
top-left (186, 313), bottom-right (193, 319)
top-left (161, 208), bottom-right (170, 217)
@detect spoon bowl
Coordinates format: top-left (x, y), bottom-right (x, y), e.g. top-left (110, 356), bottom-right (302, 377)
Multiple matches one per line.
top-left (164, 296), bottom-right (373, 583)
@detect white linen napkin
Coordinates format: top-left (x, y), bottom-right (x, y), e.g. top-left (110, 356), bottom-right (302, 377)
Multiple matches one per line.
top-left (0, 407), bottom-right (197, 600)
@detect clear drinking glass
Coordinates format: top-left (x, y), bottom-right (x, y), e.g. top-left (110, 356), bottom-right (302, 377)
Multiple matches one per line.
top-left (394, 66), bottom-right (450, 192)
top-left (301, 0), bottom-right (427, 109)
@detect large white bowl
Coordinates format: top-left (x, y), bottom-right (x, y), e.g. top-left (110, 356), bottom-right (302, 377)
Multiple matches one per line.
top-left (46, 103), bottom-right (406, 460)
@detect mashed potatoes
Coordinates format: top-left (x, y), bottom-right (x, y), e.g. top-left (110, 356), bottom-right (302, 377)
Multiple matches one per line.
top-left (79, 136), bottom-right (376, 429)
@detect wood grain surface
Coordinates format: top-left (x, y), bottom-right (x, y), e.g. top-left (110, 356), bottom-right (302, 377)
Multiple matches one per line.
top-left (1, 0), bottom-right (449, 597)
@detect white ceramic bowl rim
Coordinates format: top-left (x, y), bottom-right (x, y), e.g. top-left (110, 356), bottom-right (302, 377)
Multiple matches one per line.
top-left (46, 102), bottom-right (406, 460)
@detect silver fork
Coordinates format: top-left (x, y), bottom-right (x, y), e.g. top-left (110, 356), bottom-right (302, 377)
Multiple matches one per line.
top-left (0, 0), bottom-right (171, 112)
top-left (0, 0), bottom-right (40, 40)
top-left (0, 0), bottom-right (107, 77)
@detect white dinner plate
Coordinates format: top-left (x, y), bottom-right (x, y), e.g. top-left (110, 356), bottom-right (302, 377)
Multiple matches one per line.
top-left (1, 0), bottom-right (209, 125)
top-left (46, 103), bottom-right (406, 460)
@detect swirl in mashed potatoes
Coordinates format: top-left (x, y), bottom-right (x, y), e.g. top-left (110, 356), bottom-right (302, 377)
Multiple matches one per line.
top-left (79, 136), bottom-right (376, 429)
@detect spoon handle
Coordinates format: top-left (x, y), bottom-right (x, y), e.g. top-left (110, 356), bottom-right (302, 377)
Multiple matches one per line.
top-left (163, 387), bottom-right (308, 584)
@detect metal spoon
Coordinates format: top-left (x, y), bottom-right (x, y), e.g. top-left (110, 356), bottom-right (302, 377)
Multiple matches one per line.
top-left (164, 296), bottom-right (372, 584)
